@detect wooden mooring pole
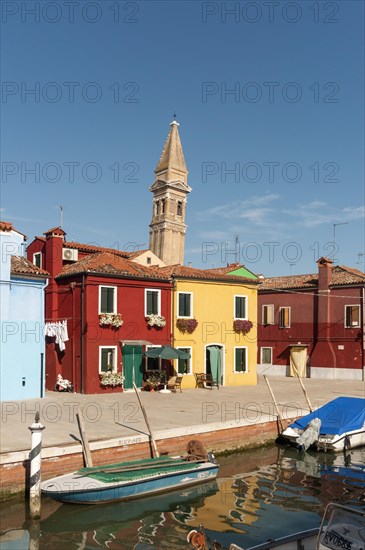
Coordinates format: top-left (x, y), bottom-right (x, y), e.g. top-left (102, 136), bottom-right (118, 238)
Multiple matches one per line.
top-left (263, 375), bottom-right (285, 433)
top-left (28, 412), bottom-right (45, 519)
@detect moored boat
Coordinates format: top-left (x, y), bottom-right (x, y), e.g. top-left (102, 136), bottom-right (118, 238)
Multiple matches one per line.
top-left (229, 503), bottom-right (365, 550)
top-left (41, 452), bottom-right (219, 505)
top-left (281, 396), bottom-right (365, 452)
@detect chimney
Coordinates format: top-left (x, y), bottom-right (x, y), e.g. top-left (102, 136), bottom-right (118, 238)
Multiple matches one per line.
top-left (317, 257), bottom-right (333, 291)
top-left (44, 226), bottom-right (66, 319)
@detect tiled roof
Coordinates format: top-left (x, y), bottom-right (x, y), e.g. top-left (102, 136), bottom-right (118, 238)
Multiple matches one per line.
top-left (57, 252), bottom-right (169, 280)
top-left (44, 226), bottom-right (66, 237)
top-left (156, 264), bottom-right (260, 284)
top-left (332, 266), bottom-right (365, 285)
top-left (64, 241), bottom-right (131, 257)
top-left (259, 265), bottom-right (365, 290)
top-left (11, 256), bottom-right (49, 278)
top-left (0, 221), bottom-right (14, 232)
top-left (33, 237), bottom-right (131, 258)
top-left (206, 263), bottom-right (243, 274)
top-left (0, 220), bottom-right (27, 239)
top-left (127, 249), bottom-right (149, 259)
top-left (259, 274), bottom-right (318, 290)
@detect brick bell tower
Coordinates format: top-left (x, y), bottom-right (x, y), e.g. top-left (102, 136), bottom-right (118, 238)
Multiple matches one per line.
top-left (149, 119), bottom-right (192, 265)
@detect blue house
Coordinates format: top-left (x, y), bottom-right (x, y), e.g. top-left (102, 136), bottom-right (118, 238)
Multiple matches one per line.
top-left (0, 221), bottom-right (49, 401)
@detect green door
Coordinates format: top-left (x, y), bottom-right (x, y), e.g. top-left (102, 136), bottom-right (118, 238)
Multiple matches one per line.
top-left (208, 346), bottom-right (221, 384)
top-left (122, 345), bottom-right (143, 389)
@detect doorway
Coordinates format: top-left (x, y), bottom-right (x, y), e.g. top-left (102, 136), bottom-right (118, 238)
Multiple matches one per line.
top-left (205, 345), bottom-right (223, 385)
top-left (122, 345), bottom-right (143, 389)
top-left (289, 346), bottom-right (308, 377)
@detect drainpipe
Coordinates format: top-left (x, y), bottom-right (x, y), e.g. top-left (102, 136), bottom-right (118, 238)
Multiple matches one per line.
top-left (81, 275), bottom-right (85, 394)
top-left (70, 282), bottom-right (76, 391)
top-left (42, 278), bottom-right (49, 395)
top-left (171, 278), bottom-right (176, 348)
top-left (362, 287), bottom-right (365, 381)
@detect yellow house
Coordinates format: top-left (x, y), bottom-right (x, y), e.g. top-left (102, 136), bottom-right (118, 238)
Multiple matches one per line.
top-left (158, 264), bottom-right (260, 388)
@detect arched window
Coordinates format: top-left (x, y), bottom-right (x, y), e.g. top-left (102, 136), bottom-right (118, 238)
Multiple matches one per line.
top-left (177, 201), bottom-right (182, 216)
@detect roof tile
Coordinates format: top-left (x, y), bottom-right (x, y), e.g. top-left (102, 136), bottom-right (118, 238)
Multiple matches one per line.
top-left (11, 256), bottom-right (49, 277)
top-left (259, 265), bottom-right (365, 290)
top-left (57, 252), bottom-right (168, 279)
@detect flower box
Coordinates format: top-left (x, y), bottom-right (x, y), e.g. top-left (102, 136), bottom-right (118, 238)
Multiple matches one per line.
top-left (145, 314), bottom-right (166, 328)
top-left (233, 319), bottom-right (253, 334)
top-left (176, 318), bottom-right (198, 334)
top-left (99, 371), bottom-right (124, 386)
top-left (99, 313), bottom-right (123, 328)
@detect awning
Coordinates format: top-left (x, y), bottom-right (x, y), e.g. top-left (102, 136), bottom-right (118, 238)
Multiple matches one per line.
top-left (119, 340), bottom-right (153, 346)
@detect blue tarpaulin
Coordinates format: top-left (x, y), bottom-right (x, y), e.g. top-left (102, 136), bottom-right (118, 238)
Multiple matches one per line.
top-left (290, 397), bottom-right (365, 435)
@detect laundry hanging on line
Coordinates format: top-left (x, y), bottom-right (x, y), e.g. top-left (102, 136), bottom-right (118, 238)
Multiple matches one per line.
top-left (44, 320), bottom-right (69, 351)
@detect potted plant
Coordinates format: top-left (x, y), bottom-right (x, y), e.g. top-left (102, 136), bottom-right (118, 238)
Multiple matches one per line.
top-left (143, 372), bottom-right (161, 391)
top-left (233, 319), bottom-right (253, 334)
top-left (176, 318), bottom-right (198, 334)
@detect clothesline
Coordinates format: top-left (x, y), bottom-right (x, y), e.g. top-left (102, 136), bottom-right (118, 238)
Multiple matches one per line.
top-left (44, 317), bottom-right (75, 323)
top-left (44, 320), bottom-right (69, 351)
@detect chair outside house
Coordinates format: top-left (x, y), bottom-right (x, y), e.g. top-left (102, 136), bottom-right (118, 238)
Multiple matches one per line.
top-left (167, 375), bottom-right (183, 393)
top-left (194, 373), bottom-right (219, 390)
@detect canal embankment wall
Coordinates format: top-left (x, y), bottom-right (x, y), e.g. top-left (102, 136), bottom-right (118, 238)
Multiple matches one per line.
top-left (1, 376), bottom-right (363, 501)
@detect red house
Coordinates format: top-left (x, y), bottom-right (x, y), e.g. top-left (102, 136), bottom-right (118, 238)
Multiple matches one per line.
top-left (257, 257), bottom-right (365, 380)
top-left (27, 227), bottom-right (172, 393)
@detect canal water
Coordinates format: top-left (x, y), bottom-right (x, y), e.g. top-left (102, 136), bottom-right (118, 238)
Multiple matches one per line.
top-left (0, 445), bottom-right (364, 549)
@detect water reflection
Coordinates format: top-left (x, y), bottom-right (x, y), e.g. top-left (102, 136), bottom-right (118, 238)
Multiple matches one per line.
top-left (0, 446), bottom-right (364, 549)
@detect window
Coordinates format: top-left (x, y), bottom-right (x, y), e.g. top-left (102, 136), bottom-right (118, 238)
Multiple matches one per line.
top-left (345, 305), bottom-right (360, 328)
top-left (234, 295), bottom-right (247, 319)
top-left (177, 292), bottom-right (192, 318)
top-left (99, 286), bottom-right (116, 313)
top-left (33, 252), bottom-right (42, 268)
top-left (161, 199), bottom-right (165, 214)
top-left (146, 256), bottom-right (152, 265)
top-left (145, 345), bottom-right (161, 371)
top-left (261, 347), bottom-right (273, 364)
top-left (177, 201), bottom-right (182, 216)
top-left (177, 347), bottom-right (192, 375)
top-left (279, 307), bottom-right (291, 328)
top-left (262, 305), bottom-right (274, 325)
top-left (234, 347), bottom-right (248, 373)
top-left (99, 346), bottom-right (117, 373)
top-left (145, 289), bottom-right (161, 316)
top-left (155, 201), bottom-right (160, 215)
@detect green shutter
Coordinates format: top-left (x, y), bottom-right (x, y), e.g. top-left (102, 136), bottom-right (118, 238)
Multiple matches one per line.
top-left (101, 287), bottom-right (114, 313)
top-left (179, 294), bottom-right (190, 316)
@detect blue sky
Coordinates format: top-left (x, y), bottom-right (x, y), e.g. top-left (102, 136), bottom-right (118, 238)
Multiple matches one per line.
top-left (1, 0), bottom-right (364, 275)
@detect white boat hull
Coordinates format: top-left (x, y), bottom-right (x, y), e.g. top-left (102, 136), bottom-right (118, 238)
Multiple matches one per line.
top-left (282, 426), bottom-right (365, 452)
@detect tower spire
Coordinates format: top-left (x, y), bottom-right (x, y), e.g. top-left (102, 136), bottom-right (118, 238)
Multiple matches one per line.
top-left (149, 120), bottom-right (192, 266)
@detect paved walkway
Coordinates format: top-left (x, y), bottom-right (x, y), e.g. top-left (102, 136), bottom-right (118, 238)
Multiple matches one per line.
top-left (1, 376), bottom-right (364, 455)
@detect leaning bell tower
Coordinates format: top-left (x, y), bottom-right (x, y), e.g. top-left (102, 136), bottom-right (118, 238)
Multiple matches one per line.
top-left (149, 120), bottom-right (192, 265)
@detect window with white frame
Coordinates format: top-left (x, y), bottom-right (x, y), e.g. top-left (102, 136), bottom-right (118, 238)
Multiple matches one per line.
top-left (176, 347), bottom-right (192, 375)
top-left (279, 307), bottom-right (291, 328)
top-left (234, 295), bottom-right (247, 319)
top-left (145, 345), bottom-right (161, 371)
top-left (234, 347), bottom-right (248, 373)
top-left (99, 286), bottom-right (117, 314)
top-left (177, 292), bottom-right (192, 318)
top-left (345, 305), bottom-right (360, 328)
top-left (145, 289), bottom-right (161, 316)
top-left (99, 346), bottom-right (117, 373)
top-left (261, 347), bottom-right (273, 364)
top-left (262, 304), bottom-right (274, 325)
top-left (33, 252), bottom-right (42, 268)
